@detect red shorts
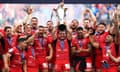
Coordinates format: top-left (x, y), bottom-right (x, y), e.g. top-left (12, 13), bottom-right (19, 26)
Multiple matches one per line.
top-left (95, 55), bottom-right (102, 69)
top-left (27, 67), bottom-right (38, 72)
top-left (54, 59), bottom-right (70, 71)
top-left (54, 63), bottom-right (70, 71)
top-left (102, 66), bottom-right (117, 72)
top-left (36, 58), bottom-right (48, 70)
top-left (10, 67), bottom-right (22, 72)
top-left (0, 59), bottom-right (4, 70)
top-left (85, 57), bottom-right (93, 71)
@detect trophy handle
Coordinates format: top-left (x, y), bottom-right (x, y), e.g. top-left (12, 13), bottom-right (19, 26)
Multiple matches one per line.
top-left (53, 8), bottom-right (58, 16)
top-left (64, 8), bottom-right (67, 17)
top-left (50, 10), bottom-right (53, 21)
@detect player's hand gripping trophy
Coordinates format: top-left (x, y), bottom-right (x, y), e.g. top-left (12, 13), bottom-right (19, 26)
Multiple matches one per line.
top-left (23, 6), bottom-right (33, 25)
top-left (53, 0), bottom-right (67, 24)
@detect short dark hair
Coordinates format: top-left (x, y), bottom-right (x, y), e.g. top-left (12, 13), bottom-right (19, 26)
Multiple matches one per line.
top-left (97, 22), bottom-right (106, 27)
top-left (4, 26), bottom-right (12, 31)
top-left (76, 26), bottom-right (83, 31)
top-left (17, 37), bottom-right (27, 43)
top-left (38, 25), bottom-right (44, 28)
top-left (47, 20), bottom-right (53, 23)
top-left (58, 24), bottom-right (67, 31)
top-left (31, 17), bottom-right (38, 20)
top-left (72, 19), bottom-right (79, 24)
top-left (44, 27), bottom-right (48, 28)
top-left (84, 18), bottom-right (90, 22)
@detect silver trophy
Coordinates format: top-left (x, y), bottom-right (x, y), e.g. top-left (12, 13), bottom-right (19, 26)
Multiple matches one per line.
top-left (52, 0), bottom-right (67, 24)
top-left (23, 5), bottom-right (33, 25)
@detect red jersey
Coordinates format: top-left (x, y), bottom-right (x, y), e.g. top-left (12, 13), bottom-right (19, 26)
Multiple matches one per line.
top-left (0, 29), bottom-right (4, 36)
top-left (55, 39), bottom-right (70, 64)
top-left (31, 29), bottom-right (37, 34)
top-left (101, 43), bottom-right (117, 66)
top-left (72, 37), bottom-right (90, 56)
top-left (72, 31), bottom-right (77, 38)
top-left (4, 35), bottom-right (18, 52)
top-left (26, 45), bottom-right (37, 67)
top-left (92, 32), bottom-right (108, 69)
top-left (34, 37), bottom-right (48, 60)
top-left (47, 32), bottom-right (53, 44)
top-left (9, 47), bottom-right (25, 68)
top-left (46, 32), bottom-right (53, 58)
top-left (94, 32), bottom-right (108, 55)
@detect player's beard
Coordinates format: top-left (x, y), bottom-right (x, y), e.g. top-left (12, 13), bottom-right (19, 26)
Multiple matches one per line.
top-left (32, 26), bottom-right (37, 30)
top-left (71, 26), bottom-right (77, 31)
top-left (105, 40), bottom-right (111, 44)
top-left (49, 27), bottom-right (53, 32)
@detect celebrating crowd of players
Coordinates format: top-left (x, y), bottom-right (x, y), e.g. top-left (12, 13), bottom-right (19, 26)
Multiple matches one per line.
top-left (0, 7), bottom-right (120, 72)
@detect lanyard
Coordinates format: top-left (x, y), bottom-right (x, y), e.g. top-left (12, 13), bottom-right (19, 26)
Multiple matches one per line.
top-left (17, 46), bottom-right (24, 60)
top-left (7, 38), bottom-right (12, 45)
top-left (77, 38), bottom-right (83, 48)
top-left (39, 38), bottom-right (44, 48)
top-left (72, 32), bottom-right (76, 35)
top-left (105, 46), bottom-right (109, 51)
top-left (79, 40), bottom-right (83, 48)
top-left (105, 45), bottom-right (110, 56)
top-left (21, 51), bottom-right (24, 60)
top-left (95, 32), bottom-right (98, 35)
top-left (60, 40), bottom-right (64, 51)
top-left (31, 47), bottom-right (35, 57)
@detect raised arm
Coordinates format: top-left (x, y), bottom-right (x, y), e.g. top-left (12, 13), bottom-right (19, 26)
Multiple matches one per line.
top-left (82, 8), bottom-right (97, 28)
top-left (66, 23), bottom-right (72, 40)
top-left (112, 11), bottom-right (119, 45)
top-left (23, 6), bottom-right (33, 25)
top-left (25, 30), bottom-right (38, 43)
top-left (88, 8), bottom-right (97, 28)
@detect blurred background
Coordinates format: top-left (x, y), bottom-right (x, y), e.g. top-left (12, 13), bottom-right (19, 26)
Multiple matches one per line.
top-left (0, 4), bottom-right (120, 27)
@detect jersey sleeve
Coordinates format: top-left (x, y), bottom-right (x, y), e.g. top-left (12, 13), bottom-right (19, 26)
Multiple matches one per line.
top-left (47, 35), bottom-right (53, 44)
top-left (8, 47), bottom-right (16, 54)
